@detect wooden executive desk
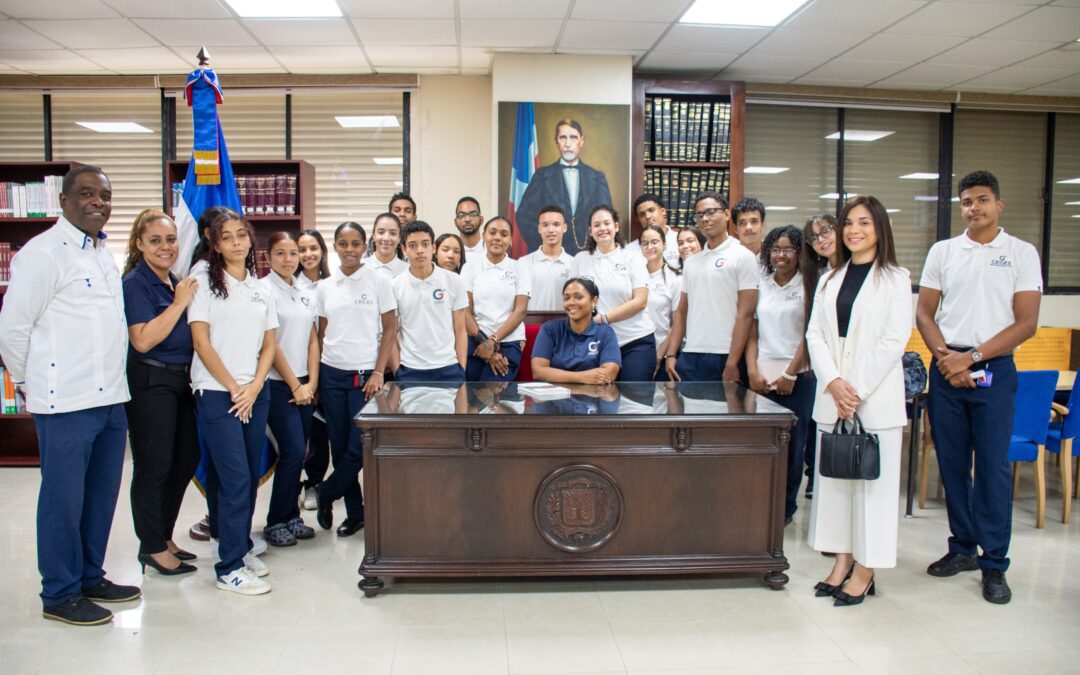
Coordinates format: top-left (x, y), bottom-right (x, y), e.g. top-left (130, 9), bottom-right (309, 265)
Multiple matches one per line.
top-left (355, 381), bottom-right (796, 597)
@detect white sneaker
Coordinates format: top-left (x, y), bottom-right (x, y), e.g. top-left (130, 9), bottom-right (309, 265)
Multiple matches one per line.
top-left (302, 486), bottom-right (317, 511)
top-left (249, 534), bottom-right (268, 556)
top-left (216, 567), bottom-right (271, 595)
top-left (243, 552), bottom-right (269, 577)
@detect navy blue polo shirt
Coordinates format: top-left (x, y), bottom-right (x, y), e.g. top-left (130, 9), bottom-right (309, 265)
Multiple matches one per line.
top-left (532, 317), bottom-right (621, 373)
top-left (122, 259), bottom-right (193, 365)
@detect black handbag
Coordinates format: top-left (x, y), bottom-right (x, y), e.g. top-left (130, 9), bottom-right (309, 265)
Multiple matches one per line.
top-left (819, 413), bottom-right (881, 480)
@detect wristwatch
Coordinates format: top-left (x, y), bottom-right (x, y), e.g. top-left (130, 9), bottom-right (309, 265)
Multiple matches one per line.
top-left (970, 350), bottom-right (983, 363)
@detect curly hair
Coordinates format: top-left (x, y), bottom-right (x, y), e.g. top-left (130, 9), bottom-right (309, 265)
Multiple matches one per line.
top-left (123, 208), bottom-right (175, 275)
top-left (759, 225), bottom-right (803, 275)
top-left (206, 207), bottom-right (256, 299)
top-left (584, 205), bottom-right (626, 254)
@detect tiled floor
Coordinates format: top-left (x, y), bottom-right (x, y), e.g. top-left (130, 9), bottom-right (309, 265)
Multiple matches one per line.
top-left (1, 453), bottom-right (1078, 675)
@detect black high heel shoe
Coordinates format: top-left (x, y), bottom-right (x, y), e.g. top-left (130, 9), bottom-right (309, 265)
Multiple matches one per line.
top-left (814, 566), bottom-right (853, 597)
top-left (833, 576), bottom-right (875, 606)
top-left (172, 549), bottom-right (197, 562)
top-left (138, 553), bottom-right (197, 576)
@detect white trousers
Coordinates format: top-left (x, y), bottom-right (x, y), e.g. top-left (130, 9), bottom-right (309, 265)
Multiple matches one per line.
top-left (807, 424), bottom-right (903, 569)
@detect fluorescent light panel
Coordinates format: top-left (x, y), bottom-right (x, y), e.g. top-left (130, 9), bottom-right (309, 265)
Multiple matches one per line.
top-left (1057, 177), bottom-right (1080, 184)
top-left (900, 172), bottom-right (938, 180)
top-left (826, 130), bottom-right (895, 142)
top-left (886, 209), bottom-right (901, 213)
top-left (744, 166), bottom-right (789, 174)
top-left (224, 0), bottom-right (341, 17)
top-left (680, 0), bottom-right (806, 27)
top-left (76, 122), bottom-right (153, 133)
top-left (767, 206), bottom-right (796, 211)
top-left (335, 115), bottom-right (399, 129)
top-left (373, 157), bottom-right (403, 165)
top-left (819, 193), bottom-right (856, 200)
top-left (1065, 201), bottom-right (1080, 206)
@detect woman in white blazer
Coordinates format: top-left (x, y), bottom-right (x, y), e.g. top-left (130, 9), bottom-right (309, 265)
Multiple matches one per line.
top-left (805, 195), bottom-right (912, 607)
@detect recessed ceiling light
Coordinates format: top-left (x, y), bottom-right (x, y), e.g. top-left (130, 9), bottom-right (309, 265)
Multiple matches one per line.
top-left (1057, 177), bottom-right (1080, 184)
top-left (336, 116), bottom-right (399, 129)
top-left (767, 206), bottom-right (796, 211)
top-left (76, 122), bottom-right (153, 133)
top-left (900, 172), bottom-right (938, 180)
top-left (826, 130), bottom-right (895, 142)
top-left (224, 0), bottom-right (341, 18)
top-left (744, 166), bottom-right (790, 174)
top-left (680, 0), bottom-right (806, 27)
top-left (374, 157), bottom-right (403, 165)
top-left (818, 193), bottom-right (855, 200)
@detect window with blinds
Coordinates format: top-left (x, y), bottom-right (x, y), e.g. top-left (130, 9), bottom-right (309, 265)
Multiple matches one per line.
top-left (290, 91), bottom-right (404, 247)
top-left (843, 108), bottom-right (939, 281)
top-left (1049, 113), bottom-right (1080, 288)
top-left (50, 92), bottom-right (162, 260)
top-left (744, 104), bottom-right (838, 232)
top-left (951, 110), bottom-right (1046, 254)
top-left (173, 89), bottom-right (286, 161)
top-left (0, 92), bottom-right (44, 161)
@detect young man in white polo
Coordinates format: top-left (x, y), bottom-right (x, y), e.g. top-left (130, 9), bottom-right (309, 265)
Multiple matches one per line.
top-left (392, 220), bottom-right (469, 383)
top-left (626, 194), bottom-right (680, 269)
top-left (517, 204), bottom-right (573, 312)
top-left (665, 191), bottom-right (759, 383)
top-left (916, 170), bottom-right (1042, 605)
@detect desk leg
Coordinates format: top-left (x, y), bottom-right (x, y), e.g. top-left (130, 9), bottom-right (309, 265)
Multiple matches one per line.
top-left (764, 570), bottom-right (789, 590)
top-left (359, 575), bottom-right (384, 598)
top-left (905, 397), bottom-right (921, 518)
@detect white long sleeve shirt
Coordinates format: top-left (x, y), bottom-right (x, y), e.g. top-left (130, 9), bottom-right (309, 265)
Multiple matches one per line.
top-left (0, 217), bottom-right (130, 414)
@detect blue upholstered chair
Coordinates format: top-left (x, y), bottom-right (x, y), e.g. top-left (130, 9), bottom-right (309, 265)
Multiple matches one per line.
top-left (1009, 370), bottom-right (1058, 529)
top-left (1046, 374), bottom-right (1079, 524)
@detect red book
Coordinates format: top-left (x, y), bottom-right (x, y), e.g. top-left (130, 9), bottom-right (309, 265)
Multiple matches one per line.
top-left (285, 175), bottom-right (297, 215)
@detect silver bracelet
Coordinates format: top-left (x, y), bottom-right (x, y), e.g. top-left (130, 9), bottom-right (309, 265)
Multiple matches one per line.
top-left (780, 371), bottom-right (798, 382)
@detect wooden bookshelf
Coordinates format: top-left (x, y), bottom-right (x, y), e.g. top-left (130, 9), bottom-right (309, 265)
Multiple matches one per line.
top-left (0, 161), bottom-right (84, 466)
top-left (632, 79), bottom-right (745, 237)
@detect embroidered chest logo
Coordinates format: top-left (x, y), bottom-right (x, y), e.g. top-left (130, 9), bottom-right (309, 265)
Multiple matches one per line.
top-left (353, 293), bottom-right (374, 306)
top-left (713, 258), bottom-right (726, 268)
top-left (784, 291), bottom-right (802, 302)
top-left (432, 288), bottom-right (447, 302)
top-left (249, 292), bottom-right (266, 305)
top-left (300, 296), bottom-right (311, 307)
top-left (559, 269), bottom-right (570, 280)
top-left (613, 263), bottom-right (627, 272)
top-left (587, 340), bottom-right (600, 354)
top-left (500, 270), bottom-right (516, 283)
top-left (989, 255), bottom-right (1012, 268)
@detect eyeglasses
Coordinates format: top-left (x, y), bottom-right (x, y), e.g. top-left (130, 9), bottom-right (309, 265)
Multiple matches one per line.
top-left (640, 239), bottom-right (663, 249)
top-left (770, 246), bottom-right (798, 256)
top-left (456, 210), bottom-right (481, 219)
top-left (693, 208), bottom-right (723, 222)
top-left (807, 224), bottom-right (834, 244)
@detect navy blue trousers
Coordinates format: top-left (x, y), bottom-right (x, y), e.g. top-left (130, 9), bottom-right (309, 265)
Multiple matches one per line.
top-left (34, 403), bottom-right (127, 607)
top-left (397, 363), bottom-right (467, 383)
top-left (196, 387), bottom-right (270, 577)
top-left (318, 363), bottom-right (369, 521)
top-left (466, 337), bottom-right (523, 382)
top-left (302, 403), bottom-right (329, 488)
top-left (618, 333), bottom-right (658, 382)
top-left (928, 353), bottom-right (1017, 571)
top-left (763, 373), bottom-right (815, 519)
top-left (266, 378), bottom-right (313, 528)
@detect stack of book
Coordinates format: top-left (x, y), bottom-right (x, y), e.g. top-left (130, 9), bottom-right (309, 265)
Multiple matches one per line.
top-left (0, 176), bottom-right (64, 218)
top-left (171, 174), bottom-right (298, 217)
top-left (644, 97), bottom-right (731, 164)
top-left (0, 242), bottom-right (11, 282)
top-left (644, 167), bottom-right (730, 229)
top-left (1, 367), bottom-right (26, 414)
top-left (255, 249), bottom-right (271, 278)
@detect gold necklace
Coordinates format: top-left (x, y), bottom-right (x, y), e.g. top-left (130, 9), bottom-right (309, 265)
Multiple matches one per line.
top-left (570, 215), bottom-right (590, 252)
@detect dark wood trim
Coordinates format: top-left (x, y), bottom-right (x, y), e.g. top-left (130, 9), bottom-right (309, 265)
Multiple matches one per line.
top-left (834, 108), bottom-right (844, 217)
top-left (1041, 112), bottom-right (1054, 292)
top-left (402, 91), bottom-right (411, 195)
top-left (284, 92), bottom-right (292, 160)
top-left (42, 94), bottom-right (52, 161)
top-left (936, 106), bottom-right (954, 242)
top-left (0, 73), bottom-right (419, 90)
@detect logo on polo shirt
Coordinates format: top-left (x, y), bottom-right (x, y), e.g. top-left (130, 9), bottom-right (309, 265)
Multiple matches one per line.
top-left (587, 341), bottom-right (600, 354)
top-left (500, 270), bottom-right (516, 282)
top-left (784, 291), bottom-right (802, 302)
top-left (432, 289), bottom-right (446, 302)
top-left (250, 291), bottom-right (267, 305)
top-left (300, 296), bottom-right (311, 306)
top-left (714, 258), bottom-right (726, 268)
top-left (989, 255), bottom-right (1013, 268)
top-left (558, 269), bottom-right (570, 280)
top-left (353, 293), bottom-right (374, 305)
top-left (613, 263), bottom-right (627, 272)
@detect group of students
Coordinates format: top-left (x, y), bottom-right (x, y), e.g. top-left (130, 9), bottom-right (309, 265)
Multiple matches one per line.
top-left (0, 165), bottom-right (1040, 626)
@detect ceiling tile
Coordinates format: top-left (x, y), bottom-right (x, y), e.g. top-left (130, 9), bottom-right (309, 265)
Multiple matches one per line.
top-left (797, 58), bottom-right (910, 85)
top-left (0, 0), bottom-right (118, 19)
top-left (983, 6), bottom-right (1080, 41)
top-left (1021, 73), bottom-right (1080, 95)
top-left (459, 0), bottom-right (571, 20)
top-left (366, 45), bottom-right (458, 67)
top-left (351, 18), bottom-right (456, 46)
top-left (874, 62), bottom-right (997, 88)
top-left (784, 0), bottom-right (928, 32)
top-left (638, 51), bottom-right (740, 71)
top-left (928, 38), bottom-right (1061, 66)
top-left (572, 0), bottom-right (688, 22)
top-left (1011, 46), bottom-right (1080, 69)
top-left (884, 2), bottom-right (1035, 37)
top-left (0, 19), bottom-right (62, 49)
top-left (559, 20), bottom-right (667, 51)
top-left (841, 33), bottom-right (966, 61)
top-left (378, 65), bottom-right (459, 74)
top-left (0, 48), bottom-right (108, 73)
top-left (76, 46), bottom-right (189, 73)
top-left (133, 19), bottom-right (256, 47)
top-left (98, 0), bottom-right (233, 19)
top-left (461, 66), bottom-right (491, 75)
top-left (337, 0), bottom-right (455, 18)
top-left (655, 24), bottom-right (769, 53)
top-left (953, 65), bottom-right (1078, 91)
top-left (272, 45), bottom-right (371, 73)
top-left (558, 48), bottom-right (645, 57)
top-left (721, 54), bottom-right (827, 81)
top-left (747, 28), bottom-right (874, 59)
top-left (460, 19), bottom-right (561, 48)
top-left (23, 19), bottom-right (159, 49)
top-left (460, 47), bottom-right (493, 69)
top-left (242, 19), bottom-right (357, 46)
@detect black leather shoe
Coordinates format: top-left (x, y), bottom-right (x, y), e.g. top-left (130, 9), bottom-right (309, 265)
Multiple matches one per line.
top-left (315, 485), bottom-right (333, 530)
top-left (83, 579), bottom-right (141, 603)
top-left (42, 596), bottom-right (112, 626)
top-left (189, 515), bottom-right (211, 542)
top-left (982, 569), bottom-right (1012, 604)
top-left (833, 577), bottom-right (875, 606)
top-left (927, 552), bottom-right (978, 577)
top-left (172, 548), bottom-right (197, 561)
top-left (139, 553), bottom-right (197, 576)
top-left (336, 517), bottom-right (364, 537)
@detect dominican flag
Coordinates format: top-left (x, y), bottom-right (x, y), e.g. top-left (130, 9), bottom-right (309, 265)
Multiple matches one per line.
top-left (172, 65), bottom-right (242, 278)
top-left (507, 102), bottom-right (538, 259)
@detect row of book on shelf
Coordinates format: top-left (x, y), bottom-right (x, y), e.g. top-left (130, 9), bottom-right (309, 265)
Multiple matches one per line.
top-left (0, 176), bottom-right (64, 218)
top-left (171, 174), bottom-right (298, 217)
top-left (644, 97), bottom-right (732, 164)
top-left (0, 242), bottom-right (11, 282)
top-left (645, 168), bottom-right (730, 230)
top-left (0, 368), bottom-right (25, 414)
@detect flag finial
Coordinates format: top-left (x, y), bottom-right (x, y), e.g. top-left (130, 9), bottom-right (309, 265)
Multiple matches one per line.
top-left (197, 47), bottom-right (211, 68)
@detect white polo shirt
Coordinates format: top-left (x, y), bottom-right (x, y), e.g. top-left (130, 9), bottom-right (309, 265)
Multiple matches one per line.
top-left (920, 227), bottom-right (1042, 347)
top-left (626, 228), bottom-right (681, 269)
top-left (644, 268), bottom-right (682, 356)
top-left (315, 266), bottom-right (396, 372)
top-left (463, 239), bottom-right (486, 262)
top-left (518, 248), bottom-right (573, 312)
top-left (571, 246), bottom-right (655, 347)
top-left (188, 267), bottom-right (278, 393)
top-left (392, 265), bottom-right (469, 370)
top-left (681, 236), bottom-right (759, 354)
top-left (461, 254), bottom-right (531, 343)
top-left (756, 271), bottom-right (804, 362)
top-left (296, 274), bottom-right (321, 292)
top-left (262, 273), bottom-right (316, 380)
top-left (0, 218), bottom-right (129, 414)
top-left (364, 254), bottom-right (407, 279)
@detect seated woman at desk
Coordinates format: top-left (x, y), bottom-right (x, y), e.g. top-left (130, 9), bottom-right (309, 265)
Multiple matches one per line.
top-left (531, 277), bottom-right (622, 385)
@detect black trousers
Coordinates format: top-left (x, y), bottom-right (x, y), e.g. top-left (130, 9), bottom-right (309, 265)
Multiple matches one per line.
top-left (126, 359), bottom-right (200, 555)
